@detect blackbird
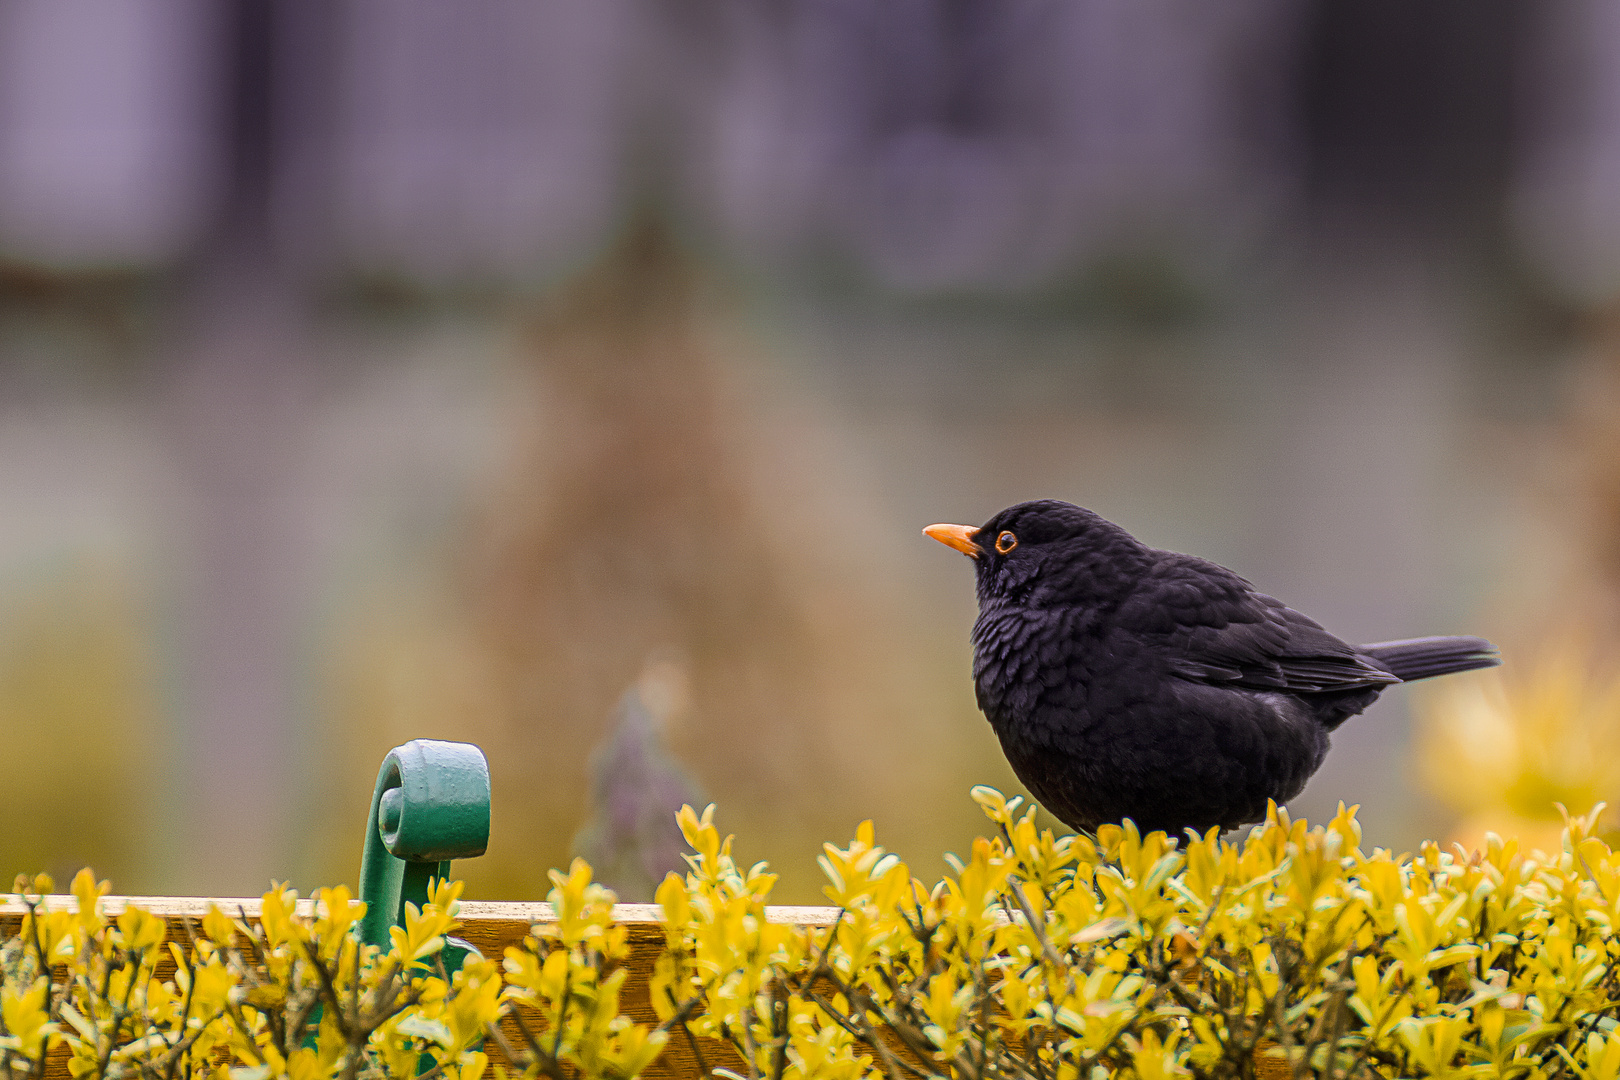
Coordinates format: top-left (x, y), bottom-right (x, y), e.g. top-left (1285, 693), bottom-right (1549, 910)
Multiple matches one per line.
top-left (925, 499), bottom-right (1499, 837)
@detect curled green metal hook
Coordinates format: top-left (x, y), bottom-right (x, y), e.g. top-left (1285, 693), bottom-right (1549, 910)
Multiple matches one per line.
top-left (357, 739), bottom-right (490, 973)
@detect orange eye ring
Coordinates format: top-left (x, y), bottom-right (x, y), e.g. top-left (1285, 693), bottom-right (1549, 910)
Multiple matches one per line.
top-left (995, 531), bottom-right (1018, 554)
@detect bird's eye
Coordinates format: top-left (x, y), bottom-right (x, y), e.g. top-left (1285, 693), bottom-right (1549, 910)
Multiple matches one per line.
top-left (995, 531), bottom-right (1018, 554)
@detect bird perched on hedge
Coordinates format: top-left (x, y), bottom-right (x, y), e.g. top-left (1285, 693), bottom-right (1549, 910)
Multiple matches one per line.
top-left (926, 499), bottom-right (1500, 837)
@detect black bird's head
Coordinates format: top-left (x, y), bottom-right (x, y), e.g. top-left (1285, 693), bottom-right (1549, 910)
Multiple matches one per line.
top-left (925, 499), bottom-right (1148, 605)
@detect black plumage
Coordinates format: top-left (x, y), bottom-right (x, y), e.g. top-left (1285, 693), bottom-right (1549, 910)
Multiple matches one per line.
top-left (925, 500), bottom-right (1500, 837)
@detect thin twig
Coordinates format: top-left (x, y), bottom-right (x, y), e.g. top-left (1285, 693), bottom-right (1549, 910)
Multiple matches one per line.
top-left (507, 1006), bottom-right (569, 1080)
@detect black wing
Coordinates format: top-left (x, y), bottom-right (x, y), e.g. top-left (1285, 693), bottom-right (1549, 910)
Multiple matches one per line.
top-left (1118, 553), bottom-right (1400, 693)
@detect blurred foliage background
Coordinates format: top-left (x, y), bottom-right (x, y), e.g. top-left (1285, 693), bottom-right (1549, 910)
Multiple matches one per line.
top-left (0, 0), bottom-right (1618, 901)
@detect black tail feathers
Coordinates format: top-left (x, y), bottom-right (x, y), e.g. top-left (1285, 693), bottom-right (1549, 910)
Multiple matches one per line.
top-left (1358, 635), bottom-right (1501, 682)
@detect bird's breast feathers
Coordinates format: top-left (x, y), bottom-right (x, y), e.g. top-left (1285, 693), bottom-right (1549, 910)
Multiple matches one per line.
top-left (971, 599), bottom-right (1126, 732)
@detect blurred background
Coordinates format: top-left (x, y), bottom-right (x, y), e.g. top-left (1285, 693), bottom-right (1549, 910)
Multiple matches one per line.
top-left (2, 0), bottom-right (1619, 902)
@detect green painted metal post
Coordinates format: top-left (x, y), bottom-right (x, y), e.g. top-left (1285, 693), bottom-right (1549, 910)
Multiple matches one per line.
top-left (358, 739), bottom-right (490, 972)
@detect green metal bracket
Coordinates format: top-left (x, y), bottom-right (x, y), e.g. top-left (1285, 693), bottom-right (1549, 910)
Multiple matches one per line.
top-left (358, 739), bottom-right (490, 973)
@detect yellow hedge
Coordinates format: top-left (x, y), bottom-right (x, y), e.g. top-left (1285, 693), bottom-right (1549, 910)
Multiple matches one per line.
top-left (7, 791), bottom-right (1620, 1080)
top-left (648, 793), bottom-right (1620, 1080)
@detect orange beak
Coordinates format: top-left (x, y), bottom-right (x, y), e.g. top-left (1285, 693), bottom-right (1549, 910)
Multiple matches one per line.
top-left (924, 522), bottom-right (982, 558)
